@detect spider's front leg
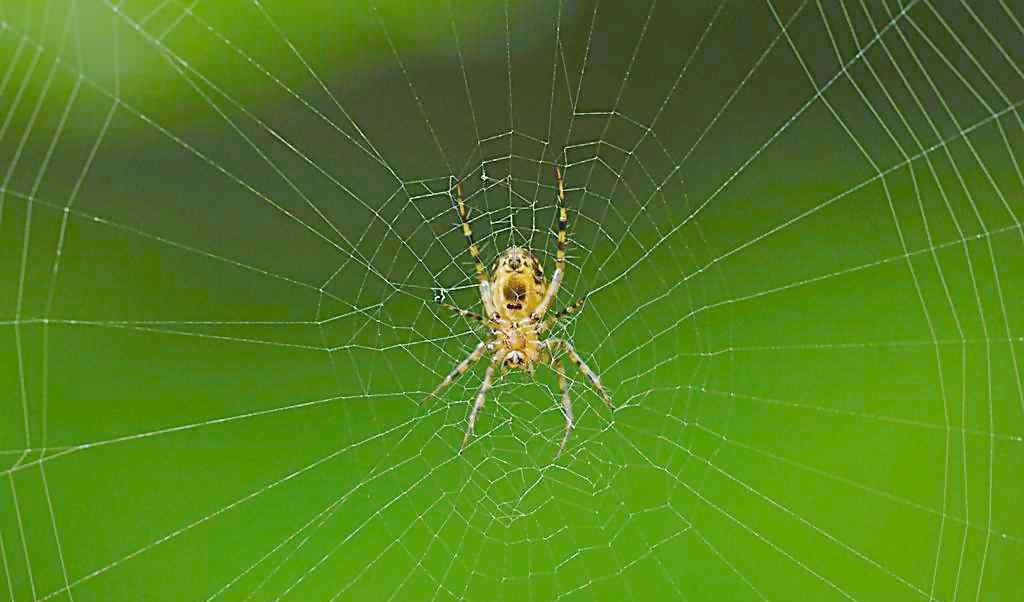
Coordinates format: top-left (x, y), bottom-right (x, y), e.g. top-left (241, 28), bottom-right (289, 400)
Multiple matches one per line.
top-left (545, 338), bottom-right (613, 408)
top-left (552, 358), bottom-right (574, 455)
top-left (425, 340), bottom-right (488, 403)
top-left (461, 350), bottom-right (506, 452)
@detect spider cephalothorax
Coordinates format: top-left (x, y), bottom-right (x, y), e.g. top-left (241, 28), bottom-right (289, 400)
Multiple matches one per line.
top-left (429, 166), bottom-right (613, 455)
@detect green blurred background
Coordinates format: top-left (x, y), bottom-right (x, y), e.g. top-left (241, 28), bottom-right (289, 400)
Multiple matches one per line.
top-left (1, 0), bottom-right (1022, 600)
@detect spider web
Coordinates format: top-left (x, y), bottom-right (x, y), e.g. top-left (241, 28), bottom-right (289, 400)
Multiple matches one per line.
top-left (1, 0), bottom-right (1023, 600)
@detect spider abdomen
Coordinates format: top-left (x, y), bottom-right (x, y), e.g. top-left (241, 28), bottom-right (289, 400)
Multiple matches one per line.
top-left (490, 246), bottom-right (546, 322)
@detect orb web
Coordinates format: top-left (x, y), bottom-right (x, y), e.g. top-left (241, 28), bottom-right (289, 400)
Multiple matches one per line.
top-left (0, 1), bottom-right (1022, 601)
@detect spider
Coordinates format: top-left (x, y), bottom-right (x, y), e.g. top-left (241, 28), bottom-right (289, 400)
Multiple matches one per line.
top-left (428, 166), bottom-right (613, 455)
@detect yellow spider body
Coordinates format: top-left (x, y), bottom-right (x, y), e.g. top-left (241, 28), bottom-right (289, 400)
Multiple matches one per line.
top-left (430, 167), bottom-right (613, 455)
top-left (490, 246), bottom-right (546, 324)
top-left (489, 247), bottom-right (546, 372)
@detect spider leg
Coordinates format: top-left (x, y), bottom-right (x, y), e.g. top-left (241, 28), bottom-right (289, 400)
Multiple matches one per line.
top-left (536, 297), bottom-right (586, 334)
top-left (439, 302), bottom-right (486, 323)
top-left (461, 351), bottom-right (505, 452)
top-left (425, 341), bottom-right (488, 403)
top-left (554, 297), bottom-right (586, 320)
top-left (545, 338), bottom-right (613, 409)
top-left (552, 358), bottom-right (574, 455)
top-left (452, 180), bottom-right (496, 316)
top-left (532, 165), bottom-right (569, 320)
top-left (439, 301), bottom-right (510, 330)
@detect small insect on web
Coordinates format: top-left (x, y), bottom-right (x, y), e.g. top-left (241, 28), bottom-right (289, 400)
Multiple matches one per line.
top-left (426, 165), bottom-right (614, 455)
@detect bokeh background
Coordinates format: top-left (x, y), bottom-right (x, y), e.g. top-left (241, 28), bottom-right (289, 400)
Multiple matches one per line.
top-left (1, 1), bottom-right (1022, 600)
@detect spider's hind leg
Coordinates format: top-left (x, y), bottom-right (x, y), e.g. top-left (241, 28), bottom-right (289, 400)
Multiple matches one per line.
top-left (439, 302), bottom-right (486, 323)
top-left (537, 297), bottom-right (586, 334)
top-left (532, 165), bottom-right (570, 320)
top-left (554, 297), bottom-right (586, 320)
top-left (451, 179), bottom-right (495, 316)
